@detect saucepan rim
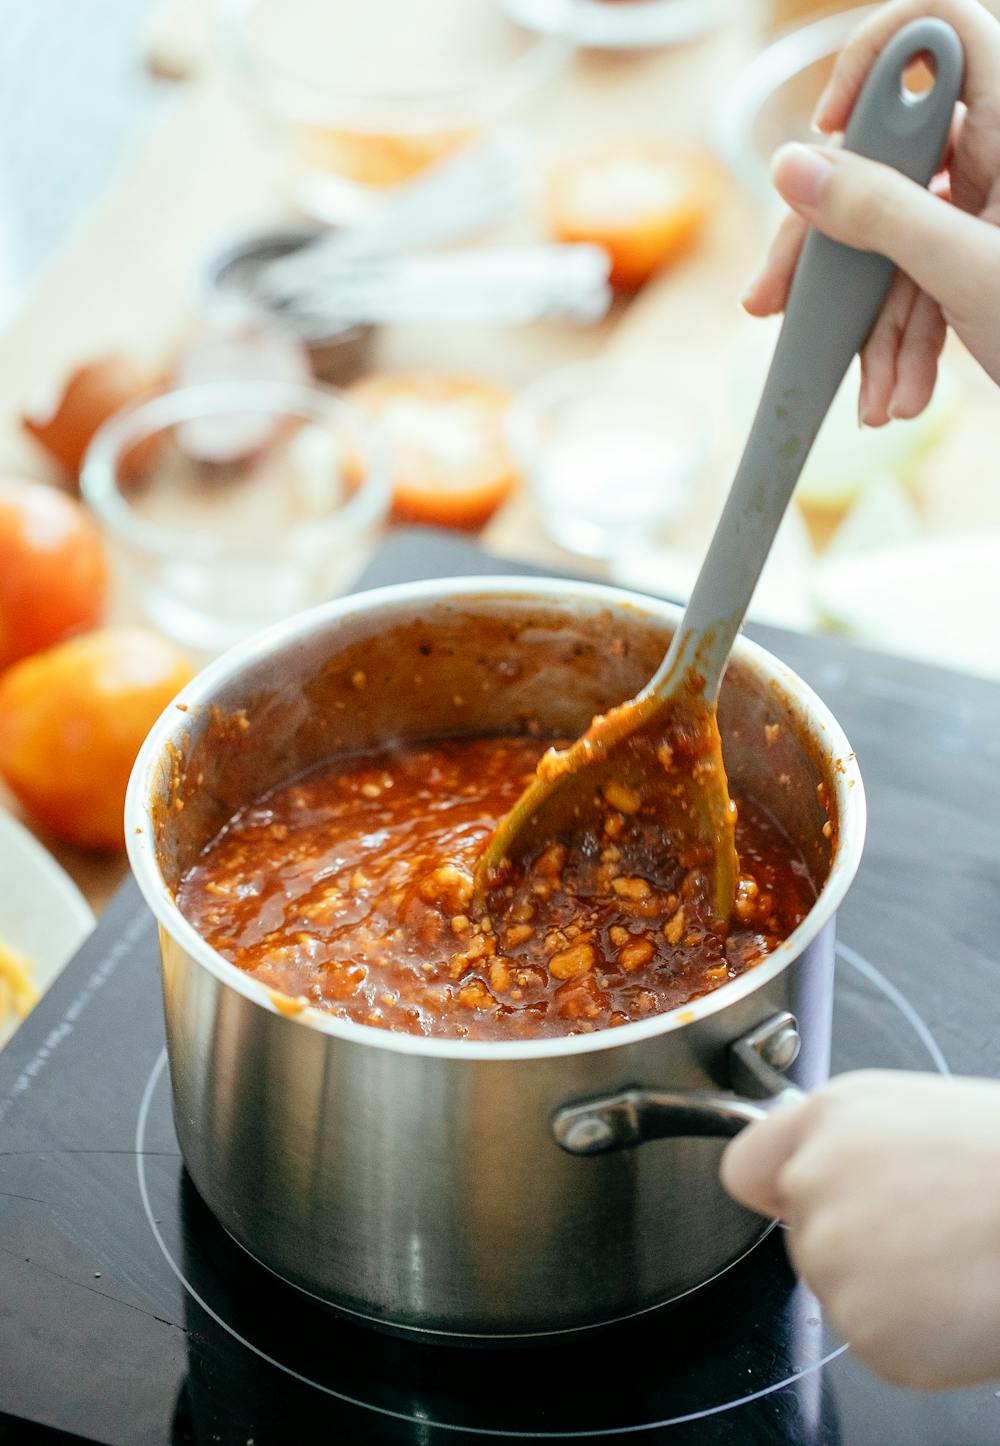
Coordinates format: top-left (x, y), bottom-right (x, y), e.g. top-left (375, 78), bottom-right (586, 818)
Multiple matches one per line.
top-left (125, 575), bottom-right (866, 1062)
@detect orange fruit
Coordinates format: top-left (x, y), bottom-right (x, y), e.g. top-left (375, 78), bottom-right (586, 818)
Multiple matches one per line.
top-left (546, 143), bottom-right (721, 291)
top-left (349, 373), bottom-right (517, 529)
top-left (0, 627), bottom-right (193, 850)
top-left (296, 126), bottom-right (472, 189)
top-left (0, 479), bottom-right (107, 671)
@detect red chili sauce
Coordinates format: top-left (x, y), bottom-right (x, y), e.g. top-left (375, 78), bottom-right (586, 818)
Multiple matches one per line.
top-left (177, 735), bottom-right (816, 1040)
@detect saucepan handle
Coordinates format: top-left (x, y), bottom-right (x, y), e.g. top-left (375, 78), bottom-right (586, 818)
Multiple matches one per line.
top-left (552, 1012), bottom-right (806, 1156)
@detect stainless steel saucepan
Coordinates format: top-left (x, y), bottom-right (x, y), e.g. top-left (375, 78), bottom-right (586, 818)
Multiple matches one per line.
top-left (126, 578), bottom-right (865, 1340)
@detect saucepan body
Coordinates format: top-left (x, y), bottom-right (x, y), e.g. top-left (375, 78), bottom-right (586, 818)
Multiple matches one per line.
top-left (126, 578), bottom-right (865, 1339)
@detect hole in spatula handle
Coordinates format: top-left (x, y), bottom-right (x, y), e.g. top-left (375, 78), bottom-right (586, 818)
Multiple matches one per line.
top-left (901, 49), bottom-right (938, 102)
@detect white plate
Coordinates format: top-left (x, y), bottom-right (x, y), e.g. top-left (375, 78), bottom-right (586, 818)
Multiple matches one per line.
top-left (813, 533), bottom-right (1000, 680)
top-left (0, 809), bottom-right (95, 1049)
top-left (611, 503), bottom-right (818, 633)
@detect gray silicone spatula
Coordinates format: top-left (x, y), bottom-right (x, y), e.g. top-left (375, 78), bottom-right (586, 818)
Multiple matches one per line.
top-left (474, 18), bottom-right (964, 923)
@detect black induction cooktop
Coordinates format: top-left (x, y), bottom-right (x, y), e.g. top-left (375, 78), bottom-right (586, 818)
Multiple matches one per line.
top-left (2, 529), bottom-right (1000, 1446)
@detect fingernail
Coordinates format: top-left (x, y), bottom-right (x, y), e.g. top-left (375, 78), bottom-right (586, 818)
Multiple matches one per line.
top-left (739, 267), bottom-right (764, 309)
top-left (772, 144), bottom-right (834, 210)
top-left (858, 377), bottom-right (870, 429)
top-left (811, 80), bottom-right (835, 129)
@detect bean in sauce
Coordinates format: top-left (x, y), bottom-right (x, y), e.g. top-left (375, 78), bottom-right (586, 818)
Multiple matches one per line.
top-left (178, 736), bottom-right (815, 1040)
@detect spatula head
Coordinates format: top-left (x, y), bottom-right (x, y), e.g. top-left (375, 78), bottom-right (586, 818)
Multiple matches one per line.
top-left (474, 688), bottom-right (739, 928)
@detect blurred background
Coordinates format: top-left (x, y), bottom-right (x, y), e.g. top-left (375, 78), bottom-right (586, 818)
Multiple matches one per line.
top-left (4, 21), bottom-right (1000, 1444)
top-left (3, 0), bottom-right (994, 673)
top-left (1, 0), bottom-right (999, 959)
top-left (3, 0), bottom-right (1000, 680)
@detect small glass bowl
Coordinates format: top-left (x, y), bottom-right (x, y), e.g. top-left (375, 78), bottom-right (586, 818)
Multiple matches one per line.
top-left (509, 361), bottom-right (704, 561)
top-left (216, 0), bottom-right (567, 223)
top-left (81, 380), bottom-right (390, 656)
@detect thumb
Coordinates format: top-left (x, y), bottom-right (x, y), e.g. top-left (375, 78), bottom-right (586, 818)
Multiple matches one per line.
top-left (771, 142), bottom-right (1000, 325)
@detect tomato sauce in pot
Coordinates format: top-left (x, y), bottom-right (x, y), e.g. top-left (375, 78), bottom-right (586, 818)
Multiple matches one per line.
top-left (177, 734), bottom-right (816, 1040)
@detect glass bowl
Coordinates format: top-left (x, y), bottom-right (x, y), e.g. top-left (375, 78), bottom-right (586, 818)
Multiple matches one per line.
top-left (509, 360), bottom-right (704, 560)
top-left (81, 379), bottom-right (390, 656)
top-left (712, 5), bottom-right (874, 206)
top-left (494, 0), bottom-right (729, 50)
top-left (216, 0), bottom-right (567, 223)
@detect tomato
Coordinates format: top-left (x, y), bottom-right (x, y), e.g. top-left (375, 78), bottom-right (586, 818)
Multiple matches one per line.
top-left (0, 480), bottom-right (108, 671)
top-left (545, 144), bottom-right (721, 291)
top-left (0, 628), bottom-right (193, 850)
top-left (348, 373), bottom-right (517, 529)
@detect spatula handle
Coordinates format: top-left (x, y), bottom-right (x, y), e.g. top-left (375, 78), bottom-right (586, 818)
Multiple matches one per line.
top-left (655, 17), bottom-right (964, 701)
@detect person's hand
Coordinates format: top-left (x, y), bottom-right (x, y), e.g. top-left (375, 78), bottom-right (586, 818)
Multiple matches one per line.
top-left (721, 1070), bottom-right (1000, 1390)
top-left (742, 0), bottom-right (1000, 426)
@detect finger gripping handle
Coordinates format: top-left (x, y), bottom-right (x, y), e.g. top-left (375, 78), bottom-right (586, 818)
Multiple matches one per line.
top-left (783, 16), bottom-right (965, 389)
top-left (664, 19), bottom-right (964, 699)
top-left (842, 17), bottom-right (965, 181)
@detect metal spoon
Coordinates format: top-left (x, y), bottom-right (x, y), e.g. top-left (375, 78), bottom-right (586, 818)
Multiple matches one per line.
top-left (256, 133), bottom-right (527, 298)
top-left (270, 244), bottom-right (612, 327)
top-left (474, 17), bottom-right (964, 923)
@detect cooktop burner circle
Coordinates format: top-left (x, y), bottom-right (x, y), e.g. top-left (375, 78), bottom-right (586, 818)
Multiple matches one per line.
top-left (135, 943), bottom-right (949, 1439)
